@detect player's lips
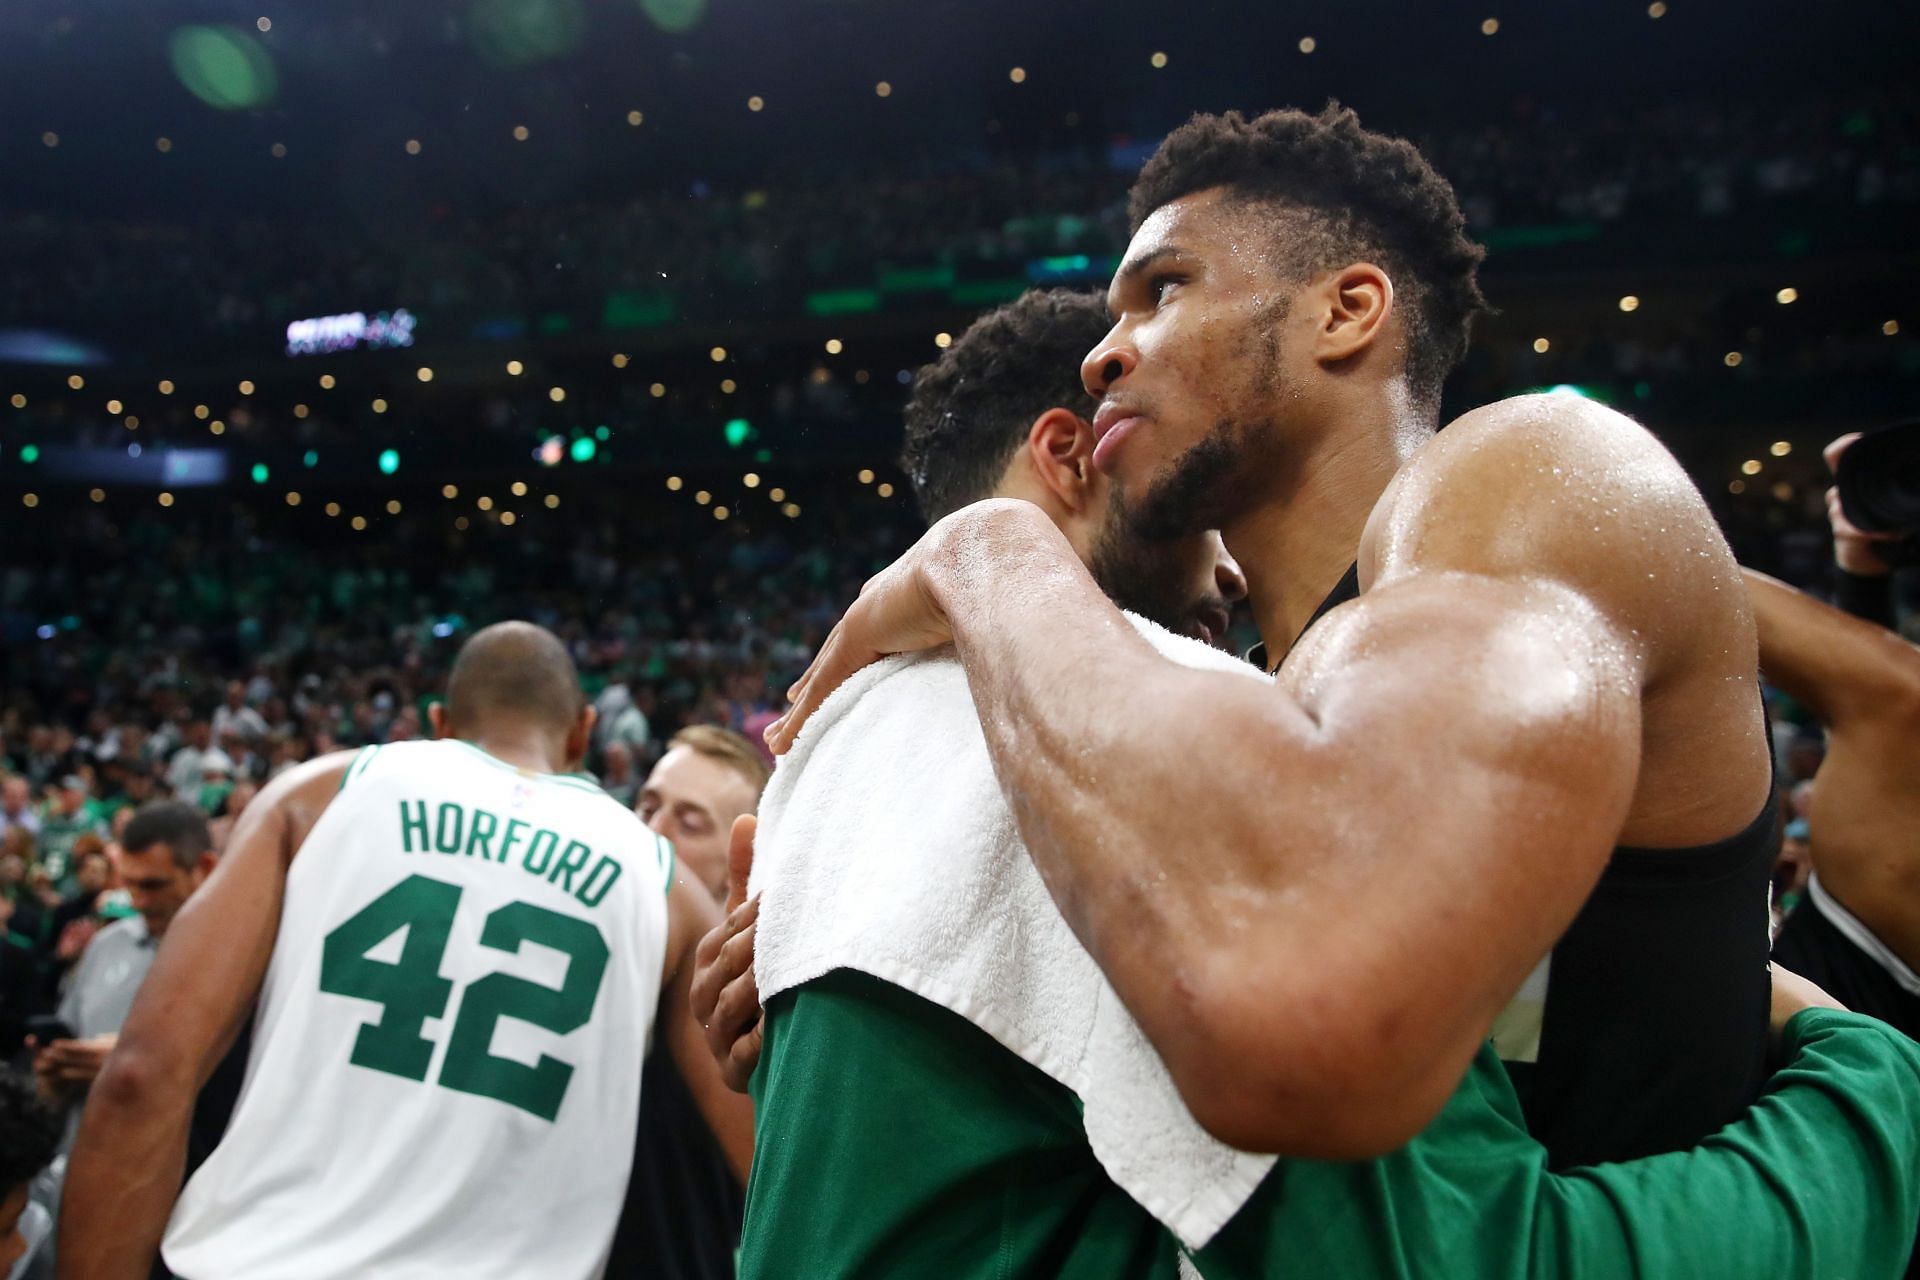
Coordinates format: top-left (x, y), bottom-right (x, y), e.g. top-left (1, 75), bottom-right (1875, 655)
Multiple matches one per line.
top-left (1190, 603), bottom-right (1232, 648)
top-left (1091, 401), bottom-right (1147, 471)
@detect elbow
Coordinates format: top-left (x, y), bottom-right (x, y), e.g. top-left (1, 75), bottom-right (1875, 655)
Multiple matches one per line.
top-left (1160, 975), bottom-right (1461, 1160)
top-left (87, 1043), bottom-right (191, 1120)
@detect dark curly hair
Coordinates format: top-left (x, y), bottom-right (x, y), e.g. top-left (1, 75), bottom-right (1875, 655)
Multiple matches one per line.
top-left (0, 1068), bottom-right (60, 1190)
top-left (900, 289), bottom-right (1113, 521)
top-left (1128, 103), bottom-right (1489, 408)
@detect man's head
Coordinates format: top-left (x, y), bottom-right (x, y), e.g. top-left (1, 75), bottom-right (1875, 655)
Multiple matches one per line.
top-left (0, 1071), bottom-right (59, 1273)
top-left (53, 775), bottom-right (87, 817)
top-left (72, 836), bottom-right (111, 893)
top-left (431, 622), bottom-right (593, 771)
top-left (1085, 104), bottom-right (1489, 539)
top-left (116, 800), bottom-right (215, 939)
top-left (640, 725), bottom-right (770, 899)
top-left (224, 681), bottom-right (246, 711)
top-left (901, 288), bottom-right (1245, 644)
top-left (0, 777), bottom-right (26, 817)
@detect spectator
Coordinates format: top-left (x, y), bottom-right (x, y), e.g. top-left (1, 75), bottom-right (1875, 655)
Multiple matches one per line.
top-left (209, 681), bottom-right (268, 745)
top-left (208, 779), bottom-right (260, 855)
top-left (0, 781), bottom-right (40, 843)
top-left (164, 723), bottom-right (212, 800)
top-left (638, 726), bottom-right (770, 901)
top-left (32, 802), bottom-right (215, 1126)
top-left (600, 741), bottom-right (642, 810)
top-left (595, 681), bottom-right (654, 760)
top-left (34, 780), bottom-right (105, 894)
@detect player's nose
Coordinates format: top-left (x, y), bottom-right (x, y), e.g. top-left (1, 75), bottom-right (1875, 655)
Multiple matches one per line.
top-left (1213, 539), bottom-right (1248, 605)
top-left (1082, 331), bottom-right (1138, 398)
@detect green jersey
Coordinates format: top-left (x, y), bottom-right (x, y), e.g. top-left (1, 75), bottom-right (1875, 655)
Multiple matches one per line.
top-left (741, 970), bottom-right (1920, 1280)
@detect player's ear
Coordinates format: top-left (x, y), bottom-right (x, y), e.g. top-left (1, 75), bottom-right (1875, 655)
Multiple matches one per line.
top-left (426, 701), bottom-right (448, 740)
top-left (1314, 262), bottom-right (1395, 365)
top-left (566, 704), bottom-right (597, 770)
top-left (1023, 407), bottom-right (1099, 514)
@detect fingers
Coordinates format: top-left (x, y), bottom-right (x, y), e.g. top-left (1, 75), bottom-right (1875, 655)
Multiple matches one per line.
top-left (725, 814), bottom-right (757, 914)
top-left (725, 1020), bottom-right (765, 1093)
top-left (692, 895), bottom-right (759, 1017)
top-left (1823, 431), bottom-right (1863, 476)
top-left (768, 638), bottom-right (873, 756)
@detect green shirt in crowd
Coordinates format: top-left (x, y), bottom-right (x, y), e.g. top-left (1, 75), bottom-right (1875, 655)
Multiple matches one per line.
top-left (740, 970), bottom-right (1920, 1280)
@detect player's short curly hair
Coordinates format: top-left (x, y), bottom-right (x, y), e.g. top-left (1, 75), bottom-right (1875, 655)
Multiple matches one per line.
top-left (0, 1068), bottom-right (60, 1190)
top-left (900, 289), bottom-right (1112, 521)
top-left (1128, 103), bottom-right (1489, 408)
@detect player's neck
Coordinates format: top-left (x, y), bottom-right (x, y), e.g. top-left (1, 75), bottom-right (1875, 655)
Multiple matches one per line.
top-left (1228, 411), bottom-right (1426, 663)
top-left (464, 731), bottom-right (567, 776)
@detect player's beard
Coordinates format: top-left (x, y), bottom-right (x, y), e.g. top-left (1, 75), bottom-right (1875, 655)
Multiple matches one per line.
top-left (1122, 299), bottom-right (1295, 543)
top-left (1088, 487), bottom-right (1229, 639)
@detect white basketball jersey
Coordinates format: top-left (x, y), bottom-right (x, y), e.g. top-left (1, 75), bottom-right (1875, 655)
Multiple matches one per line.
top-left (164, 739), bottom-right (673, 1280)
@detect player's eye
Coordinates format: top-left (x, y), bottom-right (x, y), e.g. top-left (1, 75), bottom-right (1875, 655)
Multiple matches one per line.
top-left (1149, 274), bottom-right (1183, 305)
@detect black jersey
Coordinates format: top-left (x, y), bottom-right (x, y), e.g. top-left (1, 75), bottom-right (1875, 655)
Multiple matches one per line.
top-left (1284, 563), bottom-right (1776, 1170)
top-left (1774, 876), bottom-right (1920, 1043)
top-left (603, 1045), bottom-right (745, 1280)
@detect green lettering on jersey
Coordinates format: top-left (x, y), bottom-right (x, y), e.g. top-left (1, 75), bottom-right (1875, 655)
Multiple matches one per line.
top-left (435, 803), bottom-right (466, 854)
top-left (318, 873), bottom-right (612, 1122)
top-left (575, 856), bottom-right (623, 908)
top-left (466, 808), bottom-right (500, 861)
top-left (399, 800), bottom-right (430, 853)
top-left (319, 874), bottom-right (461, 1080)
top-left (500, 818), bottom-right (530, 865)
top-left (523, 828), bottom-right (560, 876)
top-left (548, 840), bottom-right (592, 893)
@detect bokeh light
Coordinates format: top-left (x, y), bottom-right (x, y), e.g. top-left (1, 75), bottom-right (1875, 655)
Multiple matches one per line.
top-left (169, 26), bottom-right (279, 111)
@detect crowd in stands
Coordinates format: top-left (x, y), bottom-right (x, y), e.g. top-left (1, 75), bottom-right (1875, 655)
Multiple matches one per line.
top-left (4, 95), bottom-right (1914, 348)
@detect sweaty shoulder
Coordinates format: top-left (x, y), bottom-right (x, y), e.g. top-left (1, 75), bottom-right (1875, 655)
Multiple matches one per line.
top-left (1358, 393), bottom-right (1770, 843)
top-left (1360, 392), bottom-right (1748, 686)
top-left (262, 750), bottom-right (360, 864)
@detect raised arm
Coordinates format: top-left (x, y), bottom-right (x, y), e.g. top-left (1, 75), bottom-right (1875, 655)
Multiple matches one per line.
top-left (771, 398), bottom-right (1749, 1159)
top-left (1745, 568), bottom-right (1920, 730)
top-left (58, 753), bottom-right (353, 1280)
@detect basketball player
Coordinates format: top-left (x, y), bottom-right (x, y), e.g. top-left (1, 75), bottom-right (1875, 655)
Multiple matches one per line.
top-left (58, 622), bottom-right (752, 1279)
top-left (770, 105), bottom-right (1813, 1166)
top-left (702, 289), bottom-right (1920, 1277)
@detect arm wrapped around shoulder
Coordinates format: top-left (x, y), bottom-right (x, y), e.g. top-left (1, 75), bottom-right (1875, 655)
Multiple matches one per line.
top-left (1542, 1008), bottom-right (1920, 1279)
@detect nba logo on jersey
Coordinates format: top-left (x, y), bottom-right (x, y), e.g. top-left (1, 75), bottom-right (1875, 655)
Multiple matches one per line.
top-left (509, 780), bottom-right (535, 809)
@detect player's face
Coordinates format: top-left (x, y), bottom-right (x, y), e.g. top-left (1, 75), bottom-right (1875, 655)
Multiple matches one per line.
top-left (638, 747), bottom-right (759, 899)
top-left (1087, 511), bottom-right (1245, 648)
top-left (1085, 188), bottom-right (1309, 541)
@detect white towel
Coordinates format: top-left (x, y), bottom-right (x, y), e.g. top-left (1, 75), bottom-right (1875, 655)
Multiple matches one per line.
top-left (752, 613), bottom-right (1277, 1251)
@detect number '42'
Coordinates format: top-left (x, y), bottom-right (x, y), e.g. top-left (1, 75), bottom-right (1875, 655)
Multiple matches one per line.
top-left (319, 873), bottom-right (609, 1121)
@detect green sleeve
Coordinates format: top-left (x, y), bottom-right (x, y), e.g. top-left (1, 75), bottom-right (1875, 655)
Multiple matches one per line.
top-left (1536, 1008), bottom-right (1920, 1278)
top-left (1196, 1011), bottom-right (1920, 1280)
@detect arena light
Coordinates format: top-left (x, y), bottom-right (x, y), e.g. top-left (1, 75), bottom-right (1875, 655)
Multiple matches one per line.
top-left (695, 490), bottom-right (712, 505)
top-left (874, 82), bottom-right (891, 97)
top-left (209, 421), bottom-right (225, 436)
top-left (1770, 441), bottom-right (1792, 457)
top-left (511, 481), bottom-right (528, 496)
top-left (1741, 459), bottom-right (1762, 476)
top-left (747, 96), bottom-right (765, 112)
top-left (544, 494), bottom-right (560, 509)
top-left (443, 484), bottom-right (459, 499)
top-left (538, 436), bottom-right (565, 467)
top-left (1724, 352), bottom-right (1743, 367)
top-left (650, 382), bottom-right (666, 398)
top-left (714, 506), bottom-right (730, 521)
top-left (744, 473), bottom-right (761, 488)
top-left (41, 132), bottom-right (58, 148)
top-left (1009, 67), bottom-right (1027, 83)
top-left (286, 310), bottom-right (415, 357)
top-left (90, 489), bottom-right (104, 503)
top-left (570, 437), bottom-right (596, 463)
top-left (857, 468), bottom-right (875, 484)
top-left (387, 500), bottom-right (403, 514)
top-left (238, 380), bottom-right (254, 395)
top-left (506, 360), bottom-right (524, 376)
top-left (512, 124), bottom-right (530, 141)
top-left (169, 25), bottom-right (279, 110)
top-left (19, 445), bottom-right (40, 464)
top-left (769, 487), bottom-right (785, 502)
top-left (8, 395), bottom-right (22, 408)
top-left (378, 448), bottom-right (400, 475)
top-left (294, 404), bottom-right (309, 418)
top-left (1775, 287), bottom-right (1798, 305)
top-left (1481, 17), bottom-right (1499, 35)
top-left (1647, 1), bottom-right (1667, 16)
top-left (1532, 337), bottom-right (1550, 353)
top-left (417, 367), bottom-right (433, 382)
top-left (1886, 320), bottom-right (1901, 336)
top-left (1618, 295), bottom-right (1640, 312)
top-left (319, 374), bottom-right (335, 389)
top-left (405, 139), bottom-right (422, 155)
top-left (107, 399), bottom-right (123, 415)
top-left (271, 142), bottom-right (287, 158)
top-left (720, 378), bottom-right (737, 394)
top-left (352, 516), bottom-right (368, 531)
top-left (611, 353), bottom-right (628, 369)
top-left (286, 491), bottom-right (301, 506)
top-left (722, 419), bottom-right (752, 449)
top-left (68, 375), bottom-right (85, 390)
top-left (22, 494), bottom-right (37, 508)
top-left (825, 338), bottom-right (843, 355)
top-left (304, 450), bottom-right (318, 467)
top-left (934, 332), bottom-right (953, 349)
top-left (251, 463), bottom-right (269, 484)
top-left (158, 492), bottom-right (175, 508)
top-left (371, 398), bottom-right (388, 414)
top-left (1150, 51), bottom-right (1168, 68)
top-left (1729, 479), bottom-right (1745, 495)
top-left (638, 0), bottom-right (707, 35)
top-left (156, 137), bottom-right (173, 153)
top-left (627, 110), bottom-right (644, 126)
top-left (877, 482), bottom-right (895, 498)
top-left (549, 386), bottom-right (566, 403)
top-left (666, 476), bottom-right (683, 491)
top-left (1298, 36), bottom-right (1316, 53)
top-left (158, 380), bottom-right (174, 394)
